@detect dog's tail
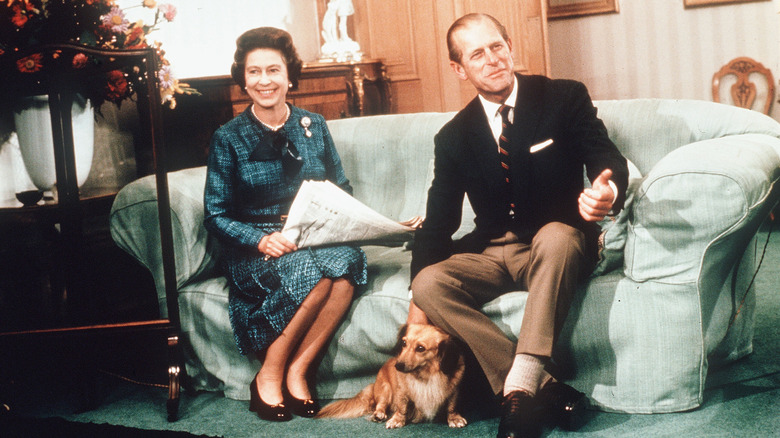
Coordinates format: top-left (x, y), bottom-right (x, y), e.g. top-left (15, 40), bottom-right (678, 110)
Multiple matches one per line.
top-left (315, 384), bottom-right (374, 419)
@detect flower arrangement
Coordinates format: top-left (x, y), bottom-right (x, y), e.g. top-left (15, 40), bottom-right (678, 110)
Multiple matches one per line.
top-left (0, 0), bottom-right (197, 109)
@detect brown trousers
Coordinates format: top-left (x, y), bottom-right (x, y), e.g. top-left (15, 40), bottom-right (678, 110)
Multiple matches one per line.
top-left (411, 222), bottom-right (590, 395)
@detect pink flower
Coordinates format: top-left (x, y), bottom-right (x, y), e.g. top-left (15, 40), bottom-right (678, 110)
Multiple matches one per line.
top-left (102, 6), bottom-right (129, 33)
top-left (158, 4), bottom-right (177, 22)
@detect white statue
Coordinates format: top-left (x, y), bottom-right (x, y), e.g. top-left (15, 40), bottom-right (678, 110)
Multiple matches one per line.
top-left (320, 0), bottom-right (361, 62)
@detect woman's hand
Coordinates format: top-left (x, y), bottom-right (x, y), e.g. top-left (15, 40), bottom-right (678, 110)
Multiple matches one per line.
top-left (399, 216), bottom-right (424, 230)
top-left (259, 232), bottom-right (298, 260)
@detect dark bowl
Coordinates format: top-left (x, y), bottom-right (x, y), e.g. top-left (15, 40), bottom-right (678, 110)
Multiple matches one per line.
top-left (16, 190), bottom-right (43, 206)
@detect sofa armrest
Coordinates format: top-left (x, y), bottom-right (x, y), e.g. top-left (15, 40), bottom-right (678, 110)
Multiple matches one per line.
top-left (625, 134), bottom-right (780, 284)
top-left (110, 166), bottom-right (217, 316)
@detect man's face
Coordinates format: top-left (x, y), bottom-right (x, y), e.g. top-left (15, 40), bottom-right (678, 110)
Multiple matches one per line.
top-left (450, 19), bottom-right (515, 104)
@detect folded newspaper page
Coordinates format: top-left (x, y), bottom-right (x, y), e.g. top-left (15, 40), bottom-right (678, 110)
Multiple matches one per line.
top-left (281, 180), bottom-right (416, 248)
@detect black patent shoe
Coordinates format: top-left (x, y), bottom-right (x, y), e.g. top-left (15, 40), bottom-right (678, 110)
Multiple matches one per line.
top-left (496, 390), bottom-right (543, 438)
top-left (284, 391), bottom-right (320, 418)
top-left (249, 379), bottom-right (292, 422)
top-left (536, 381), bottom-right (590, 431)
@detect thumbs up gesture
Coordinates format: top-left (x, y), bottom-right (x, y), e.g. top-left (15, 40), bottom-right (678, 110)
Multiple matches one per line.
top-left (579, 168), bottom-right (616, 222)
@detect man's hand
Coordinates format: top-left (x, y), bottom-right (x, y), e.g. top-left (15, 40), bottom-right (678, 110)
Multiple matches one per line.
top-left (579, 168), bottom-right (615, 222)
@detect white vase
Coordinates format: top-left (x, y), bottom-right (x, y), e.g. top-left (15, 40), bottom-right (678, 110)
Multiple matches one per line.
top-left (13, 94), bottom-right (94, 191)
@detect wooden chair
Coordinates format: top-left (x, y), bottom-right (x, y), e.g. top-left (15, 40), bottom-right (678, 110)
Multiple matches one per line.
top-left (712, 57), bottom-right (775, 115)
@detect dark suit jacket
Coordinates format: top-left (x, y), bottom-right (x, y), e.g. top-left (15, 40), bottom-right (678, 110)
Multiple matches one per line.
top-left (411, 74), bottom-right (629, 280)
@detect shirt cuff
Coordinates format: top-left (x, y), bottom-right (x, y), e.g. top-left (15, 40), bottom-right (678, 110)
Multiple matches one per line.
top-left (607, 180), bottom-right (618, 206)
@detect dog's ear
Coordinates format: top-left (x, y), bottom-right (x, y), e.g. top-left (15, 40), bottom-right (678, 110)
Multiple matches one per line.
top-left (391, 324), bottom-right (408, 355)
top-left (438, 337), bottom-right (462, 376)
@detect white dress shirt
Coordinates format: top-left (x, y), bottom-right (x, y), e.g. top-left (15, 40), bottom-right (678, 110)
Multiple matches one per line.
top-left (479, 77), bottom-right (519, 147)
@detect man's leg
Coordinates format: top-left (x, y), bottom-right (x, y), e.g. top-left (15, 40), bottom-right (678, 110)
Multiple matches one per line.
top-left (498, 223), bottom-right (591, 437)
top-left (411, 249), bottom-right (517, 395)
top-left (502, 222), bottom-right (587, 396)
top-left (513, 222), bottom-right (588, 361)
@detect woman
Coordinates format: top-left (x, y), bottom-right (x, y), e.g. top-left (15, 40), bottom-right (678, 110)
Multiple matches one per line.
top-left (204, 27), bottom-right (367, 422)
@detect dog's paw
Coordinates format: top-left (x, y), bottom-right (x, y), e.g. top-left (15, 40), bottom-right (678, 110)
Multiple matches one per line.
top-left (370, 410), bottom-right (387, 423)
top-left (385, 413), bottom-right (406, 429)
top-left (447, 413), bottom-right (468, 428)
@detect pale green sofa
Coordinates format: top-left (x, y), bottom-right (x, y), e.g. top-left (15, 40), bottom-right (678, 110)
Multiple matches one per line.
top-left (110, 99), bottom-right (780, 413)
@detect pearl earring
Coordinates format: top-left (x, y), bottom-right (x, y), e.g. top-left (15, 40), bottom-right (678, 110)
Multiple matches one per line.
top-left (289, 83), bottom-right (293, 88)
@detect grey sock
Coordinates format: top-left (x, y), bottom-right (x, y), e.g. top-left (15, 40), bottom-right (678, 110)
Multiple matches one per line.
top-left (503, 354), bottom-right (554, 397)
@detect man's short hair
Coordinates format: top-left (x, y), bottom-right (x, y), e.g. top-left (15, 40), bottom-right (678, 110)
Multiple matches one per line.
top-left (446, 13), bottom-right (510, 63)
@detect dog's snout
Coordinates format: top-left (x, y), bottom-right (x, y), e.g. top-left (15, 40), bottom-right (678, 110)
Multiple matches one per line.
top-left (395, 361), bottom-right (408, 373)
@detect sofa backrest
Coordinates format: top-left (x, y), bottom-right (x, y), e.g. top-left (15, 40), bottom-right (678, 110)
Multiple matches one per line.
top-left (327, 112), bottom-right (456, 223)
top-left (593, 99), bottom-right (780, 175)
top-left (110, 98), bottom-right (780, 312)
top-left (326, 99), bottom-right (780, 237)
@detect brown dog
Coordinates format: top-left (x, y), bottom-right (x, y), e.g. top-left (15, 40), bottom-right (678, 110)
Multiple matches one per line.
top-left (316, 323), bottom-right (467, 429)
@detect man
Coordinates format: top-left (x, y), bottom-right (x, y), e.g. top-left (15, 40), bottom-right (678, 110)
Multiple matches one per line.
top-left (406, 13), bottom-right (628, 438)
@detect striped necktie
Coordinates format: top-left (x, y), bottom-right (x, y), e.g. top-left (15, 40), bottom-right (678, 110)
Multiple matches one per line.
top-left (498, 104), bottom-right (516, 217)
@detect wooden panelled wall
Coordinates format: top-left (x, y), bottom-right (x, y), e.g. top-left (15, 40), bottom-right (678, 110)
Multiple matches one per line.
top-left (345, 0), bottom-right (550, 114)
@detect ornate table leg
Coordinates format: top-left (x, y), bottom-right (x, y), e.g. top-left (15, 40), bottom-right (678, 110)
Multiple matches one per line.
top-left (347, 62), bottom-right (392, 117)
top-left (377, 63), bottom-right (392, 114)
top-left (166, 334), bottom-right (181, 422)
top-left (350, 65), bottom-right (367, 116)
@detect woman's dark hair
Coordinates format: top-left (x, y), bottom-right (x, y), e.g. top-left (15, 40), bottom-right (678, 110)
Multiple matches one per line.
top-left (230, 27), bottom-right (303, 90)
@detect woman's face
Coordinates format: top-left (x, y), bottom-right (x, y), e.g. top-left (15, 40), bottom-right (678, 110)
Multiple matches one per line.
top-left (244, 48), bottom-right (289, 111)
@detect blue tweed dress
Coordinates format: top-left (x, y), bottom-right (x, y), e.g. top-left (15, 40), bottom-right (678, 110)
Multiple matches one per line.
top-left (204, 104), bottom-right (367, 355)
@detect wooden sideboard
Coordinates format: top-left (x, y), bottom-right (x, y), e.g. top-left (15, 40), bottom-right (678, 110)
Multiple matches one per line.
top-left (160, 59), bottom-right (390, 172)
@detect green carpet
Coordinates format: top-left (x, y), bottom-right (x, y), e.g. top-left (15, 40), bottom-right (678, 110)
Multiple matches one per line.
top-left (0, 415), bottom-right (218, 438)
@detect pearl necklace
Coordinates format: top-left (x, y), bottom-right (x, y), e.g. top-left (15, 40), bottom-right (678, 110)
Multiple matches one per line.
top-left (253, 104), bottom-right (289, 131)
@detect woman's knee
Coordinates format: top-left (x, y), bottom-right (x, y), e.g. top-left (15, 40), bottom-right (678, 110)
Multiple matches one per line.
top-left (303, 278), bottom-right (335, 308)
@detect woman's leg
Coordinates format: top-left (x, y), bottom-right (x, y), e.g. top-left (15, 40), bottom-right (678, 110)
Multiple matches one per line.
top-left (254, 278), bottom-right (335, 405)
top-left (285, 277), bottom-right (354, 400)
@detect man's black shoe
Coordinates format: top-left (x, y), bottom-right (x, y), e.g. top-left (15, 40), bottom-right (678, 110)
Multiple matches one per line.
top-left (536, 381), bottom-right (589, 431)
top-left (496, 390), bottom-right (543, 438)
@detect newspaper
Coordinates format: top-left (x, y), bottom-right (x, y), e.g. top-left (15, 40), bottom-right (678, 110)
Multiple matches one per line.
top-left (281, 180), bottom-right (416, 248)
